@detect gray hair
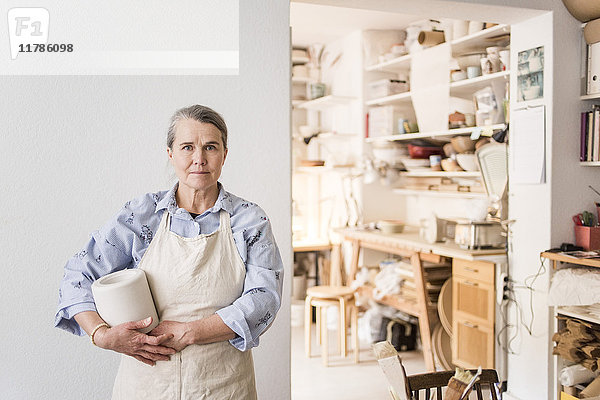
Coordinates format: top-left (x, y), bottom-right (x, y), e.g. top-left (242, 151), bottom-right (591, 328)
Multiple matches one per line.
top-left (167, 105), bottom-right (228, 149)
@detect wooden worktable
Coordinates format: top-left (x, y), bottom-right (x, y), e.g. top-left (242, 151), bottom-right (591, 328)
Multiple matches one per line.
top-left (338, 227), bottom-right (507, 371)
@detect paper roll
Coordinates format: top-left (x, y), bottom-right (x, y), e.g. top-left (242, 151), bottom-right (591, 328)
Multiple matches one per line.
top-left (417, 30), bottom-right (445, 46)
top-left (92, 269), bottom-right (159, 333)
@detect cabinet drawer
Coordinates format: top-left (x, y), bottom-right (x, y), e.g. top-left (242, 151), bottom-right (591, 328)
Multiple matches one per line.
top-left (453, 258), bottom-right (495, 283)
top-left (452, 318), bottom-right (494, 369)
top-left (453, 277), bottom-right (494, 325)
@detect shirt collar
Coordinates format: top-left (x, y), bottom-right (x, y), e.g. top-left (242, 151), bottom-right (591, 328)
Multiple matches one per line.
top-left (155, 182), bottom-right (234, 216)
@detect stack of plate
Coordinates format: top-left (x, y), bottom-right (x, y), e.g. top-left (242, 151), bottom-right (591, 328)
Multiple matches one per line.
top-left (437, 278), bottom-right (453, 336)
top-left (432, 278), bottom-right (455, 370)
top-left (432, 323), bottom-right (455, 370)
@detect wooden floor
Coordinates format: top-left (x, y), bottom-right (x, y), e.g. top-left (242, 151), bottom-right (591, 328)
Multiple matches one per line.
top-left (291, 323), bottom-right (427, 400)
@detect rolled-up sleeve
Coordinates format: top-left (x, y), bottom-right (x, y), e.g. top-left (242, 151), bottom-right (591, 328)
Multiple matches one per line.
top-left (216, 208), bottom-right (283, 351)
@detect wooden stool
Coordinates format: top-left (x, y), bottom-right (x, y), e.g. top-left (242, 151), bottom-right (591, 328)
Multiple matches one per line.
top-left (304, 285), bottom-right (359, 366)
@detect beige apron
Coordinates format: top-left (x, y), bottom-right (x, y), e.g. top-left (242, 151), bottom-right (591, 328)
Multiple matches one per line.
top-left (112, 210), bottom-right (257, 400)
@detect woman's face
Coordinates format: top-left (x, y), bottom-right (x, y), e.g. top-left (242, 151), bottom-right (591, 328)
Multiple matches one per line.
top-left (167, 119), bottom-right (227, 194)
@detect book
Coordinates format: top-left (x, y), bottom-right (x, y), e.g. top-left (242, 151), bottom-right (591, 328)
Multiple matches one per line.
top-left (582, 111), bottom-right (589, 161)
top-left (590, 105), bottom-right (600, 161)
top-left (585, 111), bottom-right (594, 161)
top-left (562, 250), bottom-right (600, 259)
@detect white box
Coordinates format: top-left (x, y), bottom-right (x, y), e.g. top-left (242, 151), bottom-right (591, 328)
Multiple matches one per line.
top-left (368, 79), bottom-right (409, 99)
top-left (369, 106), bottom-right (402, 137)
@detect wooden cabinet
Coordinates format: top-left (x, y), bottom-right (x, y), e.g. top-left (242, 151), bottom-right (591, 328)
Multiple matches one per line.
top-left (452, 257), bottom-right (496, 369)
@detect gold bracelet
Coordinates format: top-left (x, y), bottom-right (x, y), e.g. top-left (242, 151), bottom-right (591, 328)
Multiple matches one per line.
top-left (90, 322), bottom-right (109, 346)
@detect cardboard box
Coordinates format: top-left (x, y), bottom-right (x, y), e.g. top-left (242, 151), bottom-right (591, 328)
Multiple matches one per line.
top-left (575, 226), bottom-right (600, 250)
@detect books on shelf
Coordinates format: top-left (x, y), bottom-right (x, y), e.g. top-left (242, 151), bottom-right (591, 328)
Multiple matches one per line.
top-left (581, 105), bottom-right (600, 161)
top-left (561, 250), bottom-right (600, 259)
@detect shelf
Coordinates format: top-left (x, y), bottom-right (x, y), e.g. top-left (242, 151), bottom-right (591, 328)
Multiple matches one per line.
top-left (357, 285), bottom-right (422, 317)
top-left (450, 70), bottom-right (510, 98)
top-left (581, 93), bottom-right (600, 100)
top-left (363, 24), bottom-right (511, 73)
top-left (292, 76), bottom-right (313, 84)
top-left (292, 56), bottom-right (309, 64)
top-left (557, 306), bottom-right (600, 326)
top-left (294, 165), bottom-right (357, 174)
top-left (365, 124), bottom-right (505, 142)
top-left (580, 161), bottom-right (600, 166)
top-left (366, 71), bottom-right (509, 106)
top-left (450, 24), bottom-right (511, 55)
top-left (291, 99), bottom-right (305, 107)
top-left (365, 91), bottom-right (411, 106)
top-left (296, 95), bottom-right (356, 110)
top-left (392, 188), bottom-right (487, 199)
top-left (365, 54), bottom-right (411, 73)
top-left (541, 251), bottom-right (600, 269)
top-left (400, 170), bottom-right (481, 178)
top-left (315, 132), bottom-right (358, 139)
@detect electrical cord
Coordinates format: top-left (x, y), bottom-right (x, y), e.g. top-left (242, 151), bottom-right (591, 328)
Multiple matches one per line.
top-left (500, 256), bottom-right (547, 342)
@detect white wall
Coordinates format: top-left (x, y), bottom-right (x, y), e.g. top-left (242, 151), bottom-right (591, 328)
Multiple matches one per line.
top-left (0, 2), bottom-right (291, 399)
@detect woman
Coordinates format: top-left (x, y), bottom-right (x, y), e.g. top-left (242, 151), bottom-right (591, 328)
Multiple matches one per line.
top-left (55, 105), bottom-right (283, 399)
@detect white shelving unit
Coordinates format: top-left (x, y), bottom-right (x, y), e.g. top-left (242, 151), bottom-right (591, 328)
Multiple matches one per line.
top-left (400, 170), bottom-right (481, 178)
top-left (450, 70), bottom-right (510, 98)
top-left (296, 95), bottom-right (356, 110)
top-left (557, 305), bottom-right (600, 326)
top-left (364, 24), bottom-right (510, 73)
top-left (365, 123), bottom-right (505, 142)
top-left (365, 91), bottom-right (412, 106)
top-left (292, 76), bottom-right (314, 84)
top-left (292, 56), bottom-right (309, 64)
top-left (365, 70), bottom-right (509, 106)
top-left (392, 188), bottom-right (487, 199)
top-left (450, 24), bottom-right (510, 54)
top-left (581, 161), bottom-right (600, 166)
top-left (580, 93), bottom-right (600, 101)
top-left (365, 53), bottom-right (411, 73)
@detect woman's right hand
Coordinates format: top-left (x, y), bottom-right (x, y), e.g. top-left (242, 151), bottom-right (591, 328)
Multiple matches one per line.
top-left (94, 317), bottom-right (176, 366)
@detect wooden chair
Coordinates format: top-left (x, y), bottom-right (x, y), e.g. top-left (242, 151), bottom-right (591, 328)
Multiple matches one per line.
top-left (407, 369), bottom-right (499, 400)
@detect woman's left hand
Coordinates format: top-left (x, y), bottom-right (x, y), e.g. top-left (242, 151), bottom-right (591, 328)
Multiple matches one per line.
top-left (148, 320), bottom-right (194, 352)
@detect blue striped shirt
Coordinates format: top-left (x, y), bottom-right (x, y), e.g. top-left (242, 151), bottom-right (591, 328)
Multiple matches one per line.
top-left (55, 183), bottom-right (283, 351)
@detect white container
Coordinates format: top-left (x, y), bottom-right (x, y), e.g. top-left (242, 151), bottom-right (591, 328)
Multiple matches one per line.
top-left (92, 269), bottom-right (159, 333)
top-left (453, 20), bottom-right (469, 40)
top-left (451, 70), bottom-right (467, 82)
top-left (499, 50), bottom-right (510, 71)
top-left (367, 79), bottom-right (409, 99)
top-left (371, 141), bottom-right (408, 166)
top-left (468, 21), bottom-right (484, 34)
top-left (369, 106), bottom-right (403, 136)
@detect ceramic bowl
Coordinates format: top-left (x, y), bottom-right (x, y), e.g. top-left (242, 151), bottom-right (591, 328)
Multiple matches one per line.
top-left (443, 143), bottom-right (457, 157)
top-left (441, 158), bottom-right (464, 172)
top-left (457, 53), bottom-right (485, 69)
top-left (377, 220), bottom-right (405, 234)
top-left (455, 153), bottom-right (480, 171)
top-left (450, 136), bottom-right (476, 153)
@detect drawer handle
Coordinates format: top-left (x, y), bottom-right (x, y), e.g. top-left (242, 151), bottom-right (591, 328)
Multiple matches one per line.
top-left (462, 321), bottom-right (479, 329)
top-left (464, 267), bottom-right (479, 273)
top-left (462, 280), bottom-right (479, 287)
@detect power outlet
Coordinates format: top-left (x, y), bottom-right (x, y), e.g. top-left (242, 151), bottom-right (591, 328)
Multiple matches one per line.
top-left (498, 272), bottom-right (510, 303)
